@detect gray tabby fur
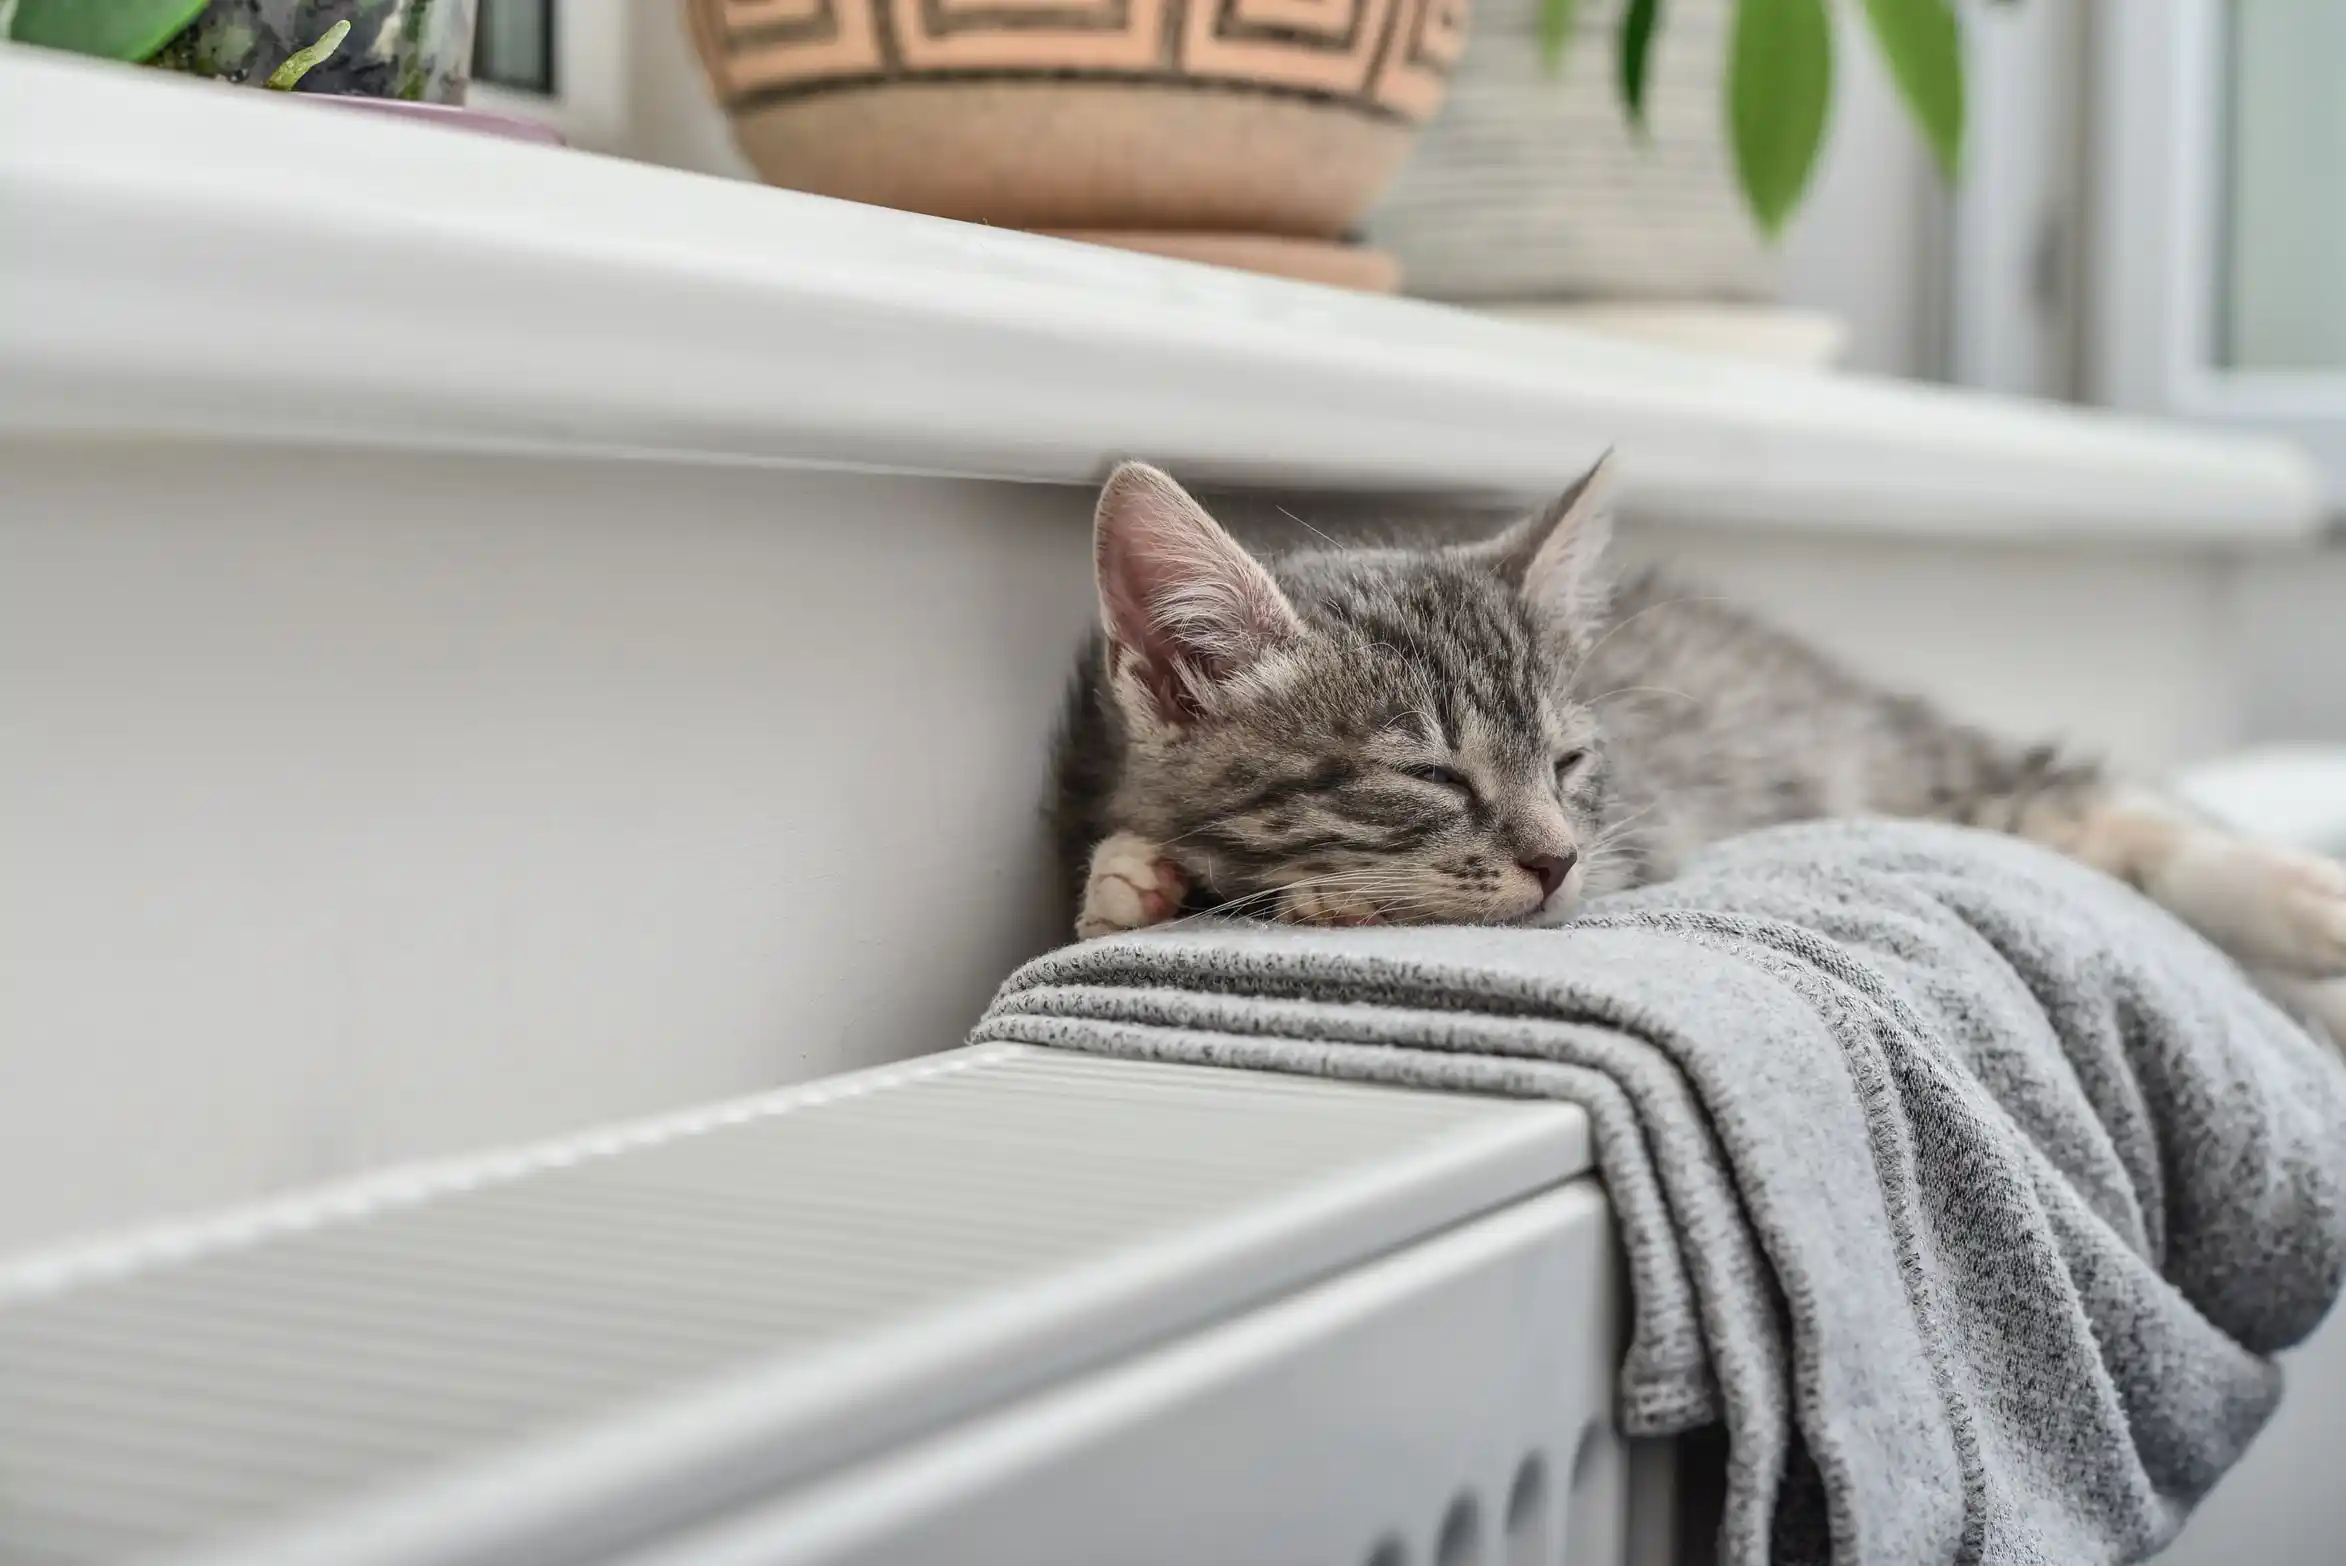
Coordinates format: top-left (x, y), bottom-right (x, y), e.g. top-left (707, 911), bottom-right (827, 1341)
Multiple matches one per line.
top-left (1050, 459), bottom-right (2346, 1009)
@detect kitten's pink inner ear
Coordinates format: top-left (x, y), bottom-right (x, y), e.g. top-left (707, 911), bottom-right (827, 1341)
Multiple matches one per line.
top-left (1094, 463), bottom-right (1301, 722)
top-left (1510, 451), bottom-right (1617, 618)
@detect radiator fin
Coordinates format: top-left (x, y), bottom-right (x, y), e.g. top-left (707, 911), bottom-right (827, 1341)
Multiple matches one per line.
top-left (0, 1045), bottom-right (1584, 1566)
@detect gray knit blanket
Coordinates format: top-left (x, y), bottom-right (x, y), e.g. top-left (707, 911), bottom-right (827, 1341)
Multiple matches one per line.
top-left (973, 821), bottom-right (2346, 1565)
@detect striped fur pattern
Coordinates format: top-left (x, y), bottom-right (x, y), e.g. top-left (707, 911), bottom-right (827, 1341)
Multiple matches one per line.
top-left (1050, 461), bottom-right (2346, 1023)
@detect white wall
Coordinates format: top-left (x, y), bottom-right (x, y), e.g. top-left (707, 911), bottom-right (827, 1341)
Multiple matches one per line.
top-left (1613, 521), bottom-right (2240, 775)
top-left (0, 446), bottom-right (1092, 1255)
top-left (625, 0), bottom-right (754, 182)
top-left (2238, 548), bottom-right (2346, 744)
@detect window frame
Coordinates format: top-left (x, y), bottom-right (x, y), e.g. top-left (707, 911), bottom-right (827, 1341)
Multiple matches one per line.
top-left (466, 0), bottom-right (629, 152)
top-left (2087, 0), bottom-right (2346, 508)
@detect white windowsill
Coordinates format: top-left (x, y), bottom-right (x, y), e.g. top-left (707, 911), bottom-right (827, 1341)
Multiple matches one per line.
top-left (0, 47), bottom-right (2326, 545)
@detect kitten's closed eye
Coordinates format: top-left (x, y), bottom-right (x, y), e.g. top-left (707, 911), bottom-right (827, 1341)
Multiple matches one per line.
top-left (1402, 763), bottom-right (1473, 795)
top-left (1555, 749), bottom-right (1591, 783)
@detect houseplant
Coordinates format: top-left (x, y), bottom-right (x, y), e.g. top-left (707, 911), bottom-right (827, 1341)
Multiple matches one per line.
top-left (1541, 0), bottom-right (1980, 235)
top-left (1371, 0), bottom-right (1779, 304)
top-left (687, 0), bottom-right (1986, 289)
top-left (7, 0), bottom-right (479, 102)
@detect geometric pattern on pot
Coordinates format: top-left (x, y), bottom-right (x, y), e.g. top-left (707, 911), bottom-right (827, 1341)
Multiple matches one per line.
top-left (691, 0), bottom-right (1467, 123)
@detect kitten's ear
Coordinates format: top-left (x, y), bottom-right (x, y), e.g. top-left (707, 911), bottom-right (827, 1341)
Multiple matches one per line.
top-left (1094, 463), bottom-right (1302, 724)
top-left (1486, 451), bottom-right (1617, 622)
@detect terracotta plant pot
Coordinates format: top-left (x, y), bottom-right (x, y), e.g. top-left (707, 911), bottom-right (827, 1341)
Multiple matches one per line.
top-left (684, 0), bottom-right (1468, 286)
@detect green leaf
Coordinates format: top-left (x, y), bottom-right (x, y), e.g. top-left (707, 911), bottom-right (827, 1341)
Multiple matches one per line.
top-left (1862, 0), bottom-right (1963, 182)
top-left (266, 16), bottom-right (349, 88)
top-left (1539, 0), bottom-right (1579, 75)
top-left (1729, 0), bottom-right (1834, 238)
top-left (9, 0), bottom-right (211, 60)
top-left (1618, 0), bottom-right (1661, 132)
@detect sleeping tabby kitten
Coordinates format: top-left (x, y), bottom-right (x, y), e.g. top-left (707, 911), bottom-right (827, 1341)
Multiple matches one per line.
top-left (1049, 458), bottom-right (2346, 1014)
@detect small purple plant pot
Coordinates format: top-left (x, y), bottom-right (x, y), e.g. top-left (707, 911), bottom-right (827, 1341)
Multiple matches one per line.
top-left (296, 95), bottom-right (567, 145)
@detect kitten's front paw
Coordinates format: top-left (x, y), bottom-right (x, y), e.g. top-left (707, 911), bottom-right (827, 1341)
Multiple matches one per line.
top-left (1076, 833), bottom-right (1189, 940)
top-left (2157, 835), bottom-right (2346, 978)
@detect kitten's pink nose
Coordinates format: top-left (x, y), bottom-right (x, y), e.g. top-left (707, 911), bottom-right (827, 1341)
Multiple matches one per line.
top-left (1520, 851), bottom-right (1577, 899)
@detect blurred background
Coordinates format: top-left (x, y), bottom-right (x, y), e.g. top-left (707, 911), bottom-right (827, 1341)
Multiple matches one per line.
top-left (18, 0), bottom-right (2336, 738)
top-left (459, 0), bottom-right (2346, 737)
top-left (460, 0), bottom-right (2339, 448)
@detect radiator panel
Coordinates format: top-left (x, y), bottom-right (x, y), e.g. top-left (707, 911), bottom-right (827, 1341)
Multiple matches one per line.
top-left (624, 1185), bottom-right (1623, 1566)
top-left (0, 1045), bottom-right (1591, 1566)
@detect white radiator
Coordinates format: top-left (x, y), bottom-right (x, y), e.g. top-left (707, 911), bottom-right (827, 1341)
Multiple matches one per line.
top-left (0, 1045), bottom-right (1634, 1566)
